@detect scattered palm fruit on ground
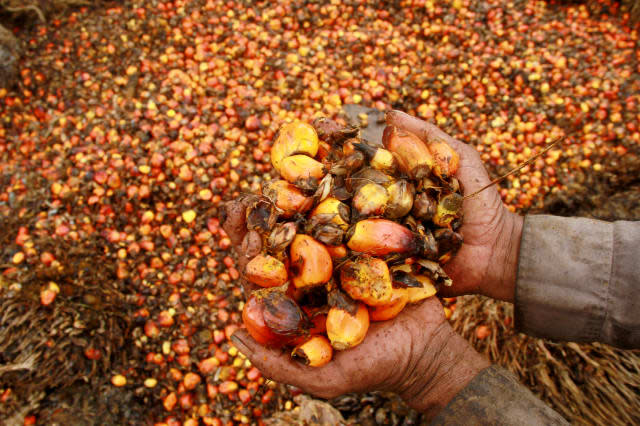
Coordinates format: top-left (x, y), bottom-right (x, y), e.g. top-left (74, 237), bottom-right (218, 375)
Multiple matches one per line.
top-left (239, 118), bottom-right (459, 363)
top-left (1, 0), bottom-right (639, 424)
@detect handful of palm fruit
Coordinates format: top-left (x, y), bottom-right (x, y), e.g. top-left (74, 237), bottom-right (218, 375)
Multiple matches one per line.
top-left (239, 118), bottom-right (462, 367)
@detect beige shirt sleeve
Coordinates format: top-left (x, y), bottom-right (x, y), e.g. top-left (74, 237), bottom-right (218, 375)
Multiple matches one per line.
top-left (432, 365), bottom-right (568, 425)
top-left (515, 215), bottom-right (640, 349)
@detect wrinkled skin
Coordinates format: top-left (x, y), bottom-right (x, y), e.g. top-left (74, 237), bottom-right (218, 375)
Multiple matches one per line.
top-left (220, 112), bottom-right (524, 417)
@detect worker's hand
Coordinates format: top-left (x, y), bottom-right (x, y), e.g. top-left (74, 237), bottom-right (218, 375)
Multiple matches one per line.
top-left (219, 195), bottom-right (263, 295)
top-left (386, 111), bottom-right (523, 302)
top-left (220, 199), bottom-right (489, 418)
top-left (230, 297), bottom-right (489, 419)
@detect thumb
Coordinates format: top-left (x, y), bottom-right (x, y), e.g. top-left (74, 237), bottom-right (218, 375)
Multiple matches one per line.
top-left (385, 110), bottom-right (492, 194)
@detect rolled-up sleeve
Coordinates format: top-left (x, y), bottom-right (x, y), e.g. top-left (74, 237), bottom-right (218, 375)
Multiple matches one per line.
top-left (515, 215), bottom-right (640, 349)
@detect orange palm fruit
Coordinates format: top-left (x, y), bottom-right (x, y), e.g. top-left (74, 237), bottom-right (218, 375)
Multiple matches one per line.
top-left (242, 289), bottom-right (308, 347)
top-left (352, 182), bottom-right (389, 217)
top-left (427, 139), bottom-right (460, 180)
top-left (406, 275), bottom-right (438, 303)
top-left (309, 197), bottom-right (350, 231)
top-left (244, 254), bottom-right (288, 288)
top-left (326, 244), bottom-right (348, 261)
top-left (263, 180), bottom-right (313, 218)
top-left (290, 235), bottom-right (333, 289)
top-left (291, 336), bottom-right (333, 367)
top-left (369, 287), bottom-right (409, 321)
top-left (326, 302), bottom-right (369, 350)
top-left (346, 219), bottom-right (422, 256)
top-left (382, 125), bottom-right (434, 179)
top-left (433, 193), bottom-right (463, 227)
top-left (271, 121), bottom-right (319, 173)
top-left (340, 256), bottom-right (393, 306)
top-left (279, 155), bottom-right (325, 190)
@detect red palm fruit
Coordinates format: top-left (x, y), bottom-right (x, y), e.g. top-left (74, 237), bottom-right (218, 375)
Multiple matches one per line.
top-left (346, 219), bottom-right (422, 256)
top-left (242, 288), bottom-right (308, 347)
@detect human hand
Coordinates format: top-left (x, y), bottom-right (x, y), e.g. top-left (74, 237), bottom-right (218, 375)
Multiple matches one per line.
top-left (230, 297), bottom-right (489, 419)
top-left (386, 111), bottom-right (523, 302)
top-left (220, 198), bottom-right (489, 418)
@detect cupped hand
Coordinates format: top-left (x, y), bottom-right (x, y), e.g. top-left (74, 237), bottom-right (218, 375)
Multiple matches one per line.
top-left (230, 297), bottom-right (488, 419)
top-left (386, 111), bottom-right (523, 302)
top-left (220, 196), bottom-right (489, 418)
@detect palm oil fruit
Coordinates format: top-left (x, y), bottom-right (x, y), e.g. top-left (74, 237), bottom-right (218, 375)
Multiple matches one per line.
top-left (263, 180), bottom-right (313, 218)
top-left (271, 121), bottom-right (319, 173)
top-left (382, 125), bottom-right (434, 179)
top-left (308, 197), bottom-right (350, 231)
top-left (369, 287), bottom-right (409, 321)
top-left (326, 302), bottom-right (369, 351)
top-left (244, 254), bottom-right (288, 288)
top-left (242, 289), bottom-right (308, 347)
top-left (346, 219), bottom-right (419, 256)
top-left (291, 336), bottom-right (333, 367)
top-left (427, 139), bottom-right (460, 180)
top-left (279, 155), bottom-right (325, 190)
top-left (340, 256), bottom-right (393, 306)
top-left (289, 234), bottom-right (333, 289)
top-left (352, 182), bottom-right (389, 217)
top-left (239, 118), bottom-right (465, 364)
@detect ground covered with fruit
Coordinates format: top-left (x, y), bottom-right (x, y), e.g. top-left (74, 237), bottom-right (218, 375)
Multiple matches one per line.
top-left (0, 0), bottom-right (639, 425)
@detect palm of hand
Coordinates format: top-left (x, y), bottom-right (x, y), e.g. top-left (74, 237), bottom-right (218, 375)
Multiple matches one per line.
top-left (385, 111), bottom-right (520, 301)
top-left (230, 297), bottom-right (448, 400)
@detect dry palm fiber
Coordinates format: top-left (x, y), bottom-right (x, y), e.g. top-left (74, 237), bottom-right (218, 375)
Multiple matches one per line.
top-left (451, 295), bottom-right (640, 425)
top-left (0, 193), bottom-right (137, 424)
top-left (0, 0), bottom-right (93, 22)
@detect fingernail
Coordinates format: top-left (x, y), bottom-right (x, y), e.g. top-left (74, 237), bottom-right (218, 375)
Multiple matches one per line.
top-left (230, 333), bottom-right (251, 355)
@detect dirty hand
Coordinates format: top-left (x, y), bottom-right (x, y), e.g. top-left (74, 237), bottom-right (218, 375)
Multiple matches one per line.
top-left (386, 111), bottom-right (523, 302)
top-left (221, 200), bottom-right (489, 418)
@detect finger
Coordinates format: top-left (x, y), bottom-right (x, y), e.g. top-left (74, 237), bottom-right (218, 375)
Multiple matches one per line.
top-left (231, 330), bottom-right (340, 395)
top-left (220, 196), bottom-right (253, 248)
top-left (236, 229), bottom-right (262, 270)
top-left (385, 110), bottom-right (491, 194)
top-left (230, 330), bottom-right (302, 383)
